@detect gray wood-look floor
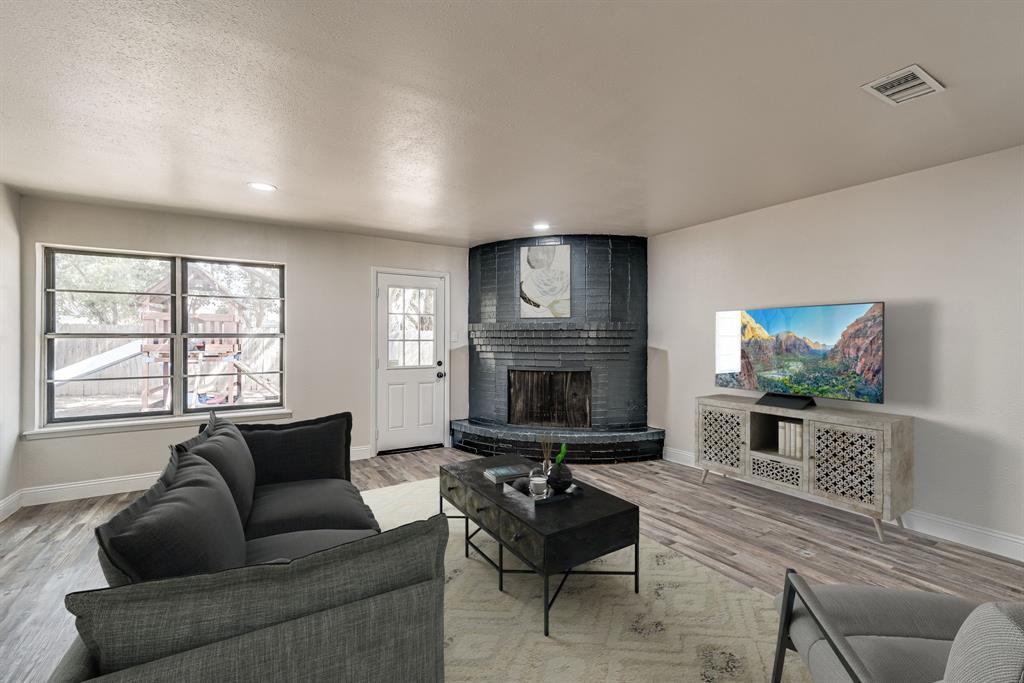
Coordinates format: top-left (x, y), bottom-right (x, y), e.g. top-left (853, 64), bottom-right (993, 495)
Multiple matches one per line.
top-left (1, 447), bottom-right (1021, 682)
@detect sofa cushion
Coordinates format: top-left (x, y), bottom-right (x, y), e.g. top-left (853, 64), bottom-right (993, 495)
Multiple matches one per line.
top-left (943, 601), bottom-right (1024, 683)
top-left (65, 514), bottom-right (448, 675)
top-left (245, 478), bottom-right (380, 540)
top-left (176, 412), bottom-right (256, 523)
top-left (245, 528), bottom-right (378, 565)
top-left (95, 450), bottom-right (247, 584)
top-left (230, 412), bottom-right (352, 485)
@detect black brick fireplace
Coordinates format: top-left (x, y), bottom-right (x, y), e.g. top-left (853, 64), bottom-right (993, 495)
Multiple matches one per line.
top-left (450, 234), bottom-right (664, 463)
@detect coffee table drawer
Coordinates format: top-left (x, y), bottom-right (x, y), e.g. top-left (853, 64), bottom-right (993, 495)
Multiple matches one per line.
top-left (466, 488), bottom-right (501, 533)
top-left (439, 470), bottom-right (467, 510)
top-left (499, 512), bottom-right (544, 569)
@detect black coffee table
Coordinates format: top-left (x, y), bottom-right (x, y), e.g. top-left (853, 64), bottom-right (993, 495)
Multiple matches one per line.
top-left (439, 455), bottom-right (640, 636)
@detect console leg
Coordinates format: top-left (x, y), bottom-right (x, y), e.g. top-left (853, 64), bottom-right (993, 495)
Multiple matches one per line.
top-left (896, 516), bottom-right (905, 529)
top-left (699, 469), bottom-right (709, 485)
top-left (464, 517), bottom-right (469, 557)
top-left (634, 541), bottom-right (640, 593)
top-left (498, 544), bottom-right (504, 592)
top-left (543, 574), bottom-right (550, 637)
top-left (872, 518), bottom-right (886, 543)
top-left (439, 495), bottom-right (443, 516)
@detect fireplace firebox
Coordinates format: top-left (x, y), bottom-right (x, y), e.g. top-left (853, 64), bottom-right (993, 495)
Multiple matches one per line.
top-left (508, 369), bottom-right (591, 428)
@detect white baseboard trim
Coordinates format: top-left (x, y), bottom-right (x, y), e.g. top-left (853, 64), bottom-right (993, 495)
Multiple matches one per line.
top-left (662, 447), bottom-right (696, 467)
top-left (19, 471), bottom-right (162, 509)
top-left (902, 509), bottom-right (1024, 562)
top-left (351, 445), bottom-right (372, 461)
top-left (0, 490), bottom-right (20, 523)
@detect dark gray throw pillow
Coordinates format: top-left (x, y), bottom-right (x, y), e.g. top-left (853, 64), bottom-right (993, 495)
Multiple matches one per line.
top-left (227, 412), bottom-right (353, 485)
top-left (176, 412), bottom-right (256, 522)
top-left (95, 451), bottom-right (247, 584)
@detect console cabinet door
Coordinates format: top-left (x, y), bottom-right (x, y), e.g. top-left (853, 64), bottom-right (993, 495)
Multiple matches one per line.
top-left (808, 421), bottom-right (884, 513)
top-left (697, 404), bottom-right (747, 474)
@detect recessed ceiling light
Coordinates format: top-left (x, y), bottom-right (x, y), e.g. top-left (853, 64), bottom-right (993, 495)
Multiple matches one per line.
top-left (246, 181), bottom-right (277, 192)
top-left (533, 222), bottom-right (550, 231)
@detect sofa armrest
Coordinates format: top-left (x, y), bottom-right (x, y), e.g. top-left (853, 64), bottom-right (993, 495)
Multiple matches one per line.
top-left (229, 412), bottom-right (353, 484)
top-left (772, 569), bottom-right (873, 683)
top-left (64, 514), bottom-right (447, 677)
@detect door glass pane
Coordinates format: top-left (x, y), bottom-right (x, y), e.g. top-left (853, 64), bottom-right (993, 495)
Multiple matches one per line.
top-left (388, 287), bottom-right (404, 313)
top-left (404, 288), bottom-right (421, 315)
top-left (388, 314), bottom-right (403, 340)
top-left (403, 341), bottom-right (419, 365)
top-left (419, 341), bottom-right (434, 366)
top-left (419, 315), bottom-right (434, 340)
top-left (52, 377), bottom-right (171, 420)
top-left (388, 341), bottom-right (402, 365)
top-left (53, 252), bottom-right (171, 294)
top-left (421, 289), bottom-right (434, 314)
top-left (403, 314), bottom-right (420, 340)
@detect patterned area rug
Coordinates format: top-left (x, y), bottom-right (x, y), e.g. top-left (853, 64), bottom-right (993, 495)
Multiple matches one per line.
top-left (362, 478), bottom-right (810, 683)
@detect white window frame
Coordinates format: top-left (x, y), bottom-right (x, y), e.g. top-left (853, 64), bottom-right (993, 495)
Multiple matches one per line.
top-left (29, 244), bottom-right (288, 436)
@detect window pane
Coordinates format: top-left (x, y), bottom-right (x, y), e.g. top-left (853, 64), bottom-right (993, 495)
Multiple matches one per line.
top-left (388, 314), bottom-right (403, 340)
top-left (403, 341), bottom-right (419, 365)
top-left (186, 296), bottom-right (281, 333)
top-left (421, 289), bottom-right (435, 314)
top-left (187, 372), bottom-right (281, 409)
top-left (388, 287), bottom-right (404, 313)
top-left (186, 261), bottom-right (281, 298)
top-left (419, 315), bottom-right (434, 340)
top-left (388, 341), bottom-right (402, 366)
top-left (404, 288), bottom-right (421, 315)
top-left (185, 338), bottom-right (281, 375)
top-left (53, 252), bottom-right (171, 294)
top-left (51, 338), bottom-right (171, 381)
top-left (52, 292), bottom-right (171, 334)
top-left (420, 341), bottom-right (434, 366)
top-left (52, 378), bottom-right (171, 420)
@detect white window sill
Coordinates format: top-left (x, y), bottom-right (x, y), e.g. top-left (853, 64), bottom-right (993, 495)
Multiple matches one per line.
top-left (20, 408), bottom-right (294, 441)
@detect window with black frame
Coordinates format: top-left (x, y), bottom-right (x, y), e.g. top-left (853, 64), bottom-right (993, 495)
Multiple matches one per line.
top-left (43, 248), bottom-right (284, 424)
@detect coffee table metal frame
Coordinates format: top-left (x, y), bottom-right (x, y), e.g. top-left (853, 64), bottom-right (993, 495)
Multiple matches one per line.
top-left (439, 488), bottom-right (639, 637)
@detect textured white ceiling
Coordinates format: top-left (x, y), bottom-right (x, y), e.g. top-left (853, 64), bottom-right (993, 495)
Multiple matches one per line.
top-left (1, 0), bottom-right (1022, 246)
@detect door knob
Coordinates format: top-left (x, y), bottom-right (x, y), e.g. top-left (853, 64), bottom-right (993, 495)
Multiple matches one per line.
top-left (436, 371), bottom-right (446, 379)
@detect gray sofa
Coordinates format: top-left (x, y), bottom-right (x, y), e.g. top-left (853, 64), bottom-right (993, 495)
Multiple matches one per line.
top-left (773, 568), bottom-right (1024, 683)
top-left (50, 412), bottom-right (448, 682)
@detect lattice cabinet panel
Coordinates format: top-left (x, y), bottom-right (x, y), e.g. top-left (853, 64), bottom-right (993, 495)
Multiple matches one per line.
top-left (750, 455), bottom-right (802, 490)
top-left (809, 422), bottom-right (884, 513)
top-left (698, 406), bottom-right (746, 473)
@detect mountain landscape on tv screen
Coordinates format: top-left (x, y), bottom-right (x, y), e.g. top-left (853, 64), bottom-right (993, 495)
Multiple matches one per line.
top-left (717, 303), bottom-right (884, 403)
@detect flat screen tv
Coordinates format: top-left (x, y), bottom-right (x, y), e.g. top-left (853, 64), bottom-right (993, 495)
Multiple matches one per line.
top-left (715, 302), bottom-right (884, 404)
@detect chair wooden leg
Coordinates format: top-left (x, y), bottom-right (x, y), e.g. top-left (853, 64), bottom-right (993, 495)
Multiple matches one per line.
top-left (896, 516), bottom-right (905, 529)
top-left (699, 469), bottom-right (709, 484)
top-left (872, 518), bottom-right (885, 543)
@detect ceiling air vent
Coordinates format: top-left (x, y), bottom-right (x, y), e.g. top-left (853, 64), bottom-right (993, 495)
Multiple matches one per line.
top-left (862, 64), bottom-right (945, 105)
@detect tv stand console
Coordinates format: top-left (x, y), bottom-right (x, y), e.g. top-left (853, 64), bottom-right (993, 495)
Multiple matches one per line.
top-left (695, 394), bottom-right (913, 542)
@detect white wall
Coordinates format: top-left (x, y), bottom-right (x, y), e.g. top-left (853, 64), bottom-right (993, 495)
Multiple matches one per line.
top-left (17, 198), bottom-right (468, 490)
top-left (649, 146), bottom-right (1024, 548)
top-left (0, 187), bottom-right (21, 501)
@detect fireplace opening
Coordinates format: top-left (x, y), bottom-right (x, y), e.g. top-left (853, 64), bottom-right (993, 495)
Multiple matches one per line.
top-left (508, 369), bottom-right (591, 428)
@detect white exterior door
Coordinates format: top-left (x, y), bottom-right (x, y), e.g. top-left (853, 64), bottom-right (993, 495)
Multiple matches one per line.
top-left (375, 272), bottom-right (447, 452)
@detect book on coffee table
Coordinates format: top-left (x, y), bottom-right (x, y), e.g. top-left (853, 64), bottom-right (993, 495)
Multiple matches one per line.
top-left (483, 463), bottom-right (533, 483)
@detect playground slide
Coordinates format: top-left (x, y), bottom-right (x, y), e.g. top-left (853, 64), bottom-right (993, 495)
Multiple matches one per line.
top-left (53, 340), bottom-right (143, 385)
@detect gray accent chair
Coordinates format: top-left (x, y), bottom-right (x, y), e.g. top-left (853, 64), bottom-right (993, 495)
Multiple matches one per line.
top-left (50, 514), bottom-right (449, 682)
top-left (773, 568), bottom-right (1024, 683)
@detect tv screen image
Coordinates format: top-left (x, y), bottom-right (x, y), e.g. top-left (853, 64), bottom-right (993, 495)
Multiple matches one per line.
top-left (715, 302), bottom-right (884, 404)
